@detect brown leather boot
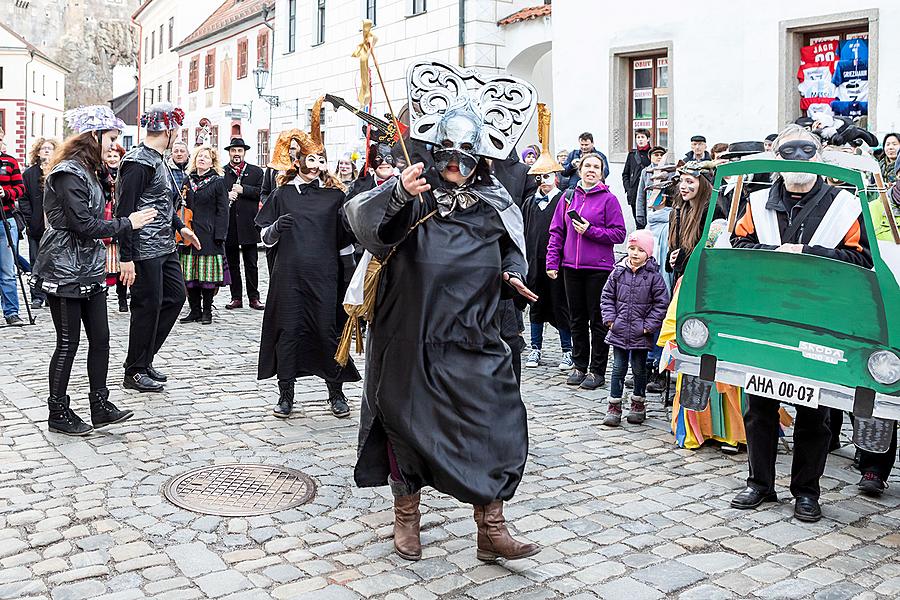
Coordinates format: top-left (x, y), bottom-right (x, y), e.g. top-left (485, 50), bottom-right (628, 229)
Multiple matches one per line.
top-left (393, 492), bottom-right (422, 561)
top-left (473, 500), bottom-right (540, 561)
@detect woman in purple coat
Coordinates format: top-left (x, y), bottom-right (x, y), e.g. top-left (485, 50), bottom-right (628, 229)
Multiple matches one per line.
top-left (600, 229), bottom-right (670, 426)
top-left (546, 153), bottom-right (627, 390)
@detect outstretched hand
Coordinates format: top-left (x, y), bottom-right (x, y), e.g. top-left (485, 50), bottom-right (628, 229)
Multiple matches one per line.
top-left (504, 272), bottom-right (538, 302)
top-left (400, 162), bottom-right (431, 196)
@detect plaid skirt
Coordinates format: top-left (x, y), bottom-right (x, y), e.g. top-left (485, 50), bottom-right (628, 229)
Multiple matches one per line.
top-left (105, 243), bottom-right (120, 286)
top-left (180, 253), bottom-right (227, 286)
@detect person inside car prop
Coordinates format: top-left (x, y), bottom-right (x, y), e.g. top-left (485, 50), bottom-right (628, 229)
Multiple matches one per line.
top-left (729, 124), bottom-right (873, 523)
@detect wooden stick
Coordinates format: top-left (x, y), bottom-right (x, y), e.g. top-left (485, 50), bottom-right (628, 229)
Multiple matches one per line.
top-left (726, 175), bottom-right (744, 234)
top-left (873, 171), bottom-right (900, 245)
top-left (368, 47), bottom-right (411, 168)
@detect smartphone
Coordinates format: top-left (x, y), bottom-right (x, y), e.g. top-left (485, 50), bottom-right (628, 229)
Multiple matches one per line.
top-left (567, 210), bottom-right (584, 223)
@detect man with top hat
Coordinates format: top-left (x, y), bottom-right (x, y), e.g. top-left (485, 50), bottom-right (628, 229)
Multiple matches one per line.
top-left (223, 137), bottom-right (265, 310)
top-left (117, 102), bottom-right (200, 393)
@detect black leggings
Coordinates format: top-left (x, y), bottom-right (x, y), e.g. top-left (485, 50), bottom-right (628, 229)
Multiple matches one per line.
top-left (48, 292), bottom-right (110, 397)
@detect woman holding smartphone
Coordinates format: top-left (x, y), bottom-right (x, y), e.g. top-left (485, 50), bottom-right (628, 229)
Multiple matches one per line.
top-left (546, 153), bottom-right (627, 390)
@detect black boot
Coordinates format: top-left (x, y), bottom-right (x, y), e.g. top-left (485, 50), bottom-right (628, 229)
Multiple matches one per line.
top-left (200, 289), bottom-right (213, 325)
top-left (89, 388), bottom-right (134, 428)
top-left (48, 395), bottom-right (93, 436)
top-left (180, 288), bottom-right (202, 323)
top-left (117, 281), bottom-right (128, 312)
top-left (646, 370), bottom-right (665, 394)
top-left (327, 382), bottom-right (350, 418)
top-left (273, 379), bottom-right (294, 418)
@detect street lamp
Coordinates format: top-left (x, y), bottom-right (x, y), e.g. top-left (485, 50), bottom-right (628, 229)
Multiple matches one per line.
top-left (253, 59), bottom-right (280, 107)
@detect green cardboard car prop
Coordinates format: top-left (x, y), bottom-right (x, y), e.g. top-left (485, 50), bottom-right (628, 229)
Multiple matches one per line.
top-left (671, 154), bottom-right (900, 453)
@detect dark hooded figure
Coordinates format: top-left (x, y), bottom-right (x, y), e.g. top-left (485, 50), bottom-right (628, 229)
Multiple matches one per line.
top-left (345, 60), bottom-right (541, 565)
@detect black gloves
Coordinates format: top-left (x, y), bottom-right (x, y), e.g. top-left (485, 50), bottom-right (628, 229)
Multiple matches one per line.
top-left (274, 214), bottom-right (295, 232)
top-left (261, 213), bottom-right (295, 246)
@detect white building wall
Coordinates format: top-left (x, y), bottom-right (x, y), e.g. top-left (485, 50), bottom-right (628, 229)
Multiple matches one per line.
top-left (177, 23), bottom-right (273, 166)
top-left (552, 1), bottom-right (898, 201)
top-left (0, 28), bottom-right (66, 165)
top-left (269, 0), bottom-right (541, 164)
top-left (135, 0), bottom-right (224, 112)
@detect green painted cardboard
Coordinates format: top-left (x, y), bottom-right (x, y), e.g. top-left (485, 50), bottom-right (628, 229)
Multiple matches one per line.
top-left (674, 158), bottom-right (900, 417)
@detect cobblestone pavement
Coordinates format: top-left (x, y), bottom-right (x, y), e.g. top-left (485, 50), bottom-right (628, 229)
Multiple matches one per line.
top-left (2, 261), bottom-right (899, 600)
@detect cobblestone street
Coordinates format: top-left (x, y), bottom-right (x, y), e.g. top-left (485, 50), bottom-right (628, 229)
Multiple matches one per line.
top-left (1, 263), bottom-right (899, 600)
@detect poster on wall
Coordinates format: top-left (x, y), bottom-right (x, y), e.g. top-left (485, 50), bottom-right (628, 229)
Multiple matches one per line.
top-left (797, 32), bottom-right (868, 120)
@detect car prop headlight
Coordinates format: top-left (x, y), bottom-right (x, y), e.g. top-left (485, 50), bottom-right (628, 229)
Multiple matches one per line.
top-left (681, 318), bottom-right (709, 349)
top-left (868, 351), bottom-right (900, 385)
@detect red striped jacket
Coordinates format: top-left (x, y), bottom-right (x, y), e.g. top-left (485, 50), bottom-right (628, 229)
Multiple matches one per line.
top-left (0, 153), bottom-right (25, 218)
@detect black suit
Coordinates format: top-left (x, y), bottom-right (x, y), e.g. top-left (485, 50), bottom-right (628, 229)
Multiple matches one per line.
top-left (224, 161), bottom-right (265, 302)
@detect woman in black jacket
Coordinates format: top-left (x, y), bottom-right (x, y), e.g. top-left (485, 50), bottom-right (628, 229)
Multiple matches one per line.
top-left (30, 105), bottom-right (156, 436)
top-left (178, 146), bottom-right (229, 325)
top-left (20, 137), bottom-right (58, 309)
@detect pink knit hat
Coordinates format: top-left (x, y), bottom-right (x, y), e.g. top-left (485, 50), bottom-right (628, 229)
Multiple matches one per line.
top-left (627, 229), bottom-right (654, 256)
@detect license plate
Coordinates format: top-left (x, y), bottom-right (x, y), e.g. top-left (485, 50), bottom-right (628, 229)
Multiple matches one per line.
top-left (744, 373), bottom-right (820, 408)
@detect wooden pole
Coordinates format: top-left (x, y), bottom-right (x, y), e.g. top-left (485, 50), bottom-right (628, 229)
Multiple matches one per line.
top-left (726, 175), bottom-right (745, 234)
top-left (873, 171), bottom-right (900, 245)
top-left (368, 47), bottom-right (412, 168)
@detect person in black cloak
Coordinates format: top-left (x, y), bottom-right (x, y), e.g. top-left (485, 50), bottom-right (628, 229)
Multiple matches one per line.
top-left (344, 60), bottom-right (541, 563)
top-left (521, 103), bottom-right (573, 371)
top-left (255, 103), bottom-right (361, 420)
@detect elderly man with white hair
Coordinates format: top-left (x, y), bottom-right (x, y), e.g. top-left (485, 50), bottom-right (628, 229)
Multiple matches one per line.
top-left (728, 123), bottom-right (873, 523)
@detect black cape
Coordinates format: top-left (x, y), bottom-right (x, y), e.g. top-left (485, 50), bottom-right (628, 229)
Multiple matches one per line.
top-left (345, 177), bottom-right (530, 505)
top-left (521, 188), bottom-right (569, 327)
top-left (255, 180), bottom-right (360, 383)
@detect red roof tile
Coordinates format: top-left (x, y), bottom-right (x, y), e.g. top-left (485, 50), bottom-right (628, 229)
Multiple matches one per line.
top-left (498, 4), bottom-right (551, 26)
top-left (178, 0), bottom-right (274, 49)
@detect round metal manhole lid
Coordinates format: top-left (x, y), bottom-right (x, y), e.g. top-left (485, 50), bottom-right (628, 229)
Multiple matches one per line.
top-left (162, 464), bottom-right (316, 516)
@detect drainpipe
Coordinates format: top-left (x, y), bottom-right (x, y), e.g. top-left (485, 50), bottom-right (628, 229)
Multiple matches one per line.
top-left (24, 51), bottom-right (33, 163)
top-left (262, 5), bottom-right (274, 143)
top-left (132, 17), bottom-right (143, 143)
top-left (458, 0), bottom-right (465, 67)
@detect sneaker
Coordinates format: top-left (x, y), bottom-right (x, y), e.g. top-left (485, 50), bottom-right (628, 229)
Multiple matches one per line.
top-left (5, 315), bottom-right (24, 326)
top-left (566, 369), bottom-right (586, 386)
top-left (603, 401), bottom-right (622, 426)
top-left (557, 351), bottom-right (574, 371)
top-left (525, 348), bottom-right (542, 368)
top-left (580, 372), bottom-right (605, 390)
top-left (858, 472), bottom-right (887, 496)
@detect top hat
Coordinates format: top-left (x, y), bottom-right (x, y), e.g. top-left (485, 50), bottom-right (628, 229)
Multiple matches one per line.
top-left (224, 137), bottom-right (251, 151)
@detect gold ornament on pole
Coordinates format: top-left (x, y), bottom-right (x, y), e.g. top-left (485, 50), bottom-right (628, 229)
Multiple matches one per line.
top-left (351, 19), bottom-right (417, 199)
top-left (528, 103), bottom-right (564, 175)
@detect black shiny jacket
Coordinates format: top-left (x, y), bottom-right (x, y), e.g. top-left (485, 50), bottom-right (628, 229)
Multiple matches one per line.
top-left (32, 160), bottom-right (131, 290)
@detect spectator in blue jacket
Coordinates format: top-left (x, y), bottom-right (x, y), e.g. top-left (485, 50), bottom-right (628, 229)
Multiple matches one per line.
top-left (562, 132), bottom-right (610, 188)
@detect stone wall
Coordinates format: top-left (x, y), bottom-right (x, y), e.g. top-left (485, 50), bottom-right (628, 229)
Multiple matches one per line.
top-left (0, 0), bottom-right (142, 107)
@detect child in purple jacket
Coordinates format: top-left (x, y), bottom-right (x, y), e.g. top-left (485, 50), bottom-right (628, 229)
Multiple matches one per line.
top-left (600, 229), bottom-right (670, 426)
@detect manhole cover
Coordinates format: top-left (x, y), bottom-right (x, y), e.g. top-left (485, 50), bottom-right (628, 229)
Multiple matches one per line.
top-left (162, 464), bottom-right (316, 516)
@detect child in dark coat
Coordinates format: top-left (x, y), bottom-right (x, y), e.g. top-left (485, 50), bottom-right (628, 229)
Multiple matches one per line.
top-left (600, 229), bottom-right (670, 426)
